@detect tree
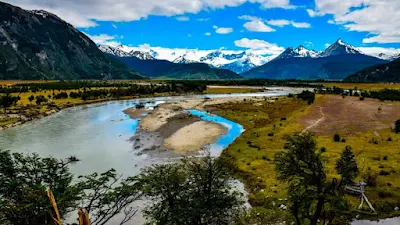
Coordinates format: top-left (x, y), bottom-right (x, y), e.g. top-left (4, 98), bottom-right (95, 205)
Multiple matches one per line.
top-left (137, 153), bottom-right (244, 225)
top-left (35, 95), bottom-right (48, 105)
top-left (336, 146), bottom-right (359, 185)
top-left (275, 133), bottom-right (349, 225)
top-left (334, 133), bottom-right (341, 142)
top-left (28, 95), bottom-right (35, 104)
top-left (395, 119), bottom-right (400, 133)
top-left (0, 92), bottom-right (18, 115)
top-left (0, 150), bottom-right (142, 225)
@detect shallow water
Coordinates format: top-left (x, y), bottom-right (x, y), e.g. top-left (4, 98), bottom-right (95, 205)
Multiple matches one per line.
top-left (352, 217), bottom-right (400, 225)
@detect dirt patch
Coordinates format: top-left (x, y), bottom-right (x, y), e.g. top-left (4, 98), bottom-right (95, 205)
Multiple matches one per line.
top-left (299, 95), bottom-right (400, 135)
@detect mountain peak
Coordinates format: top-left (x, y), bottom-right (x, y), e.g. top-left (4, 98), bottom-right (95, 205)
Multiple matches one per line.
top-left (319, 39), bottom-right (361, 57)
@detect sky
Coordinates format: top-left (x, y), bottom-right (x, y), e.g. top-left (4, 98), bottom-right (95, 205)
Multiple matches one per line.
top-left (5, 0), bottom-right (400, 58)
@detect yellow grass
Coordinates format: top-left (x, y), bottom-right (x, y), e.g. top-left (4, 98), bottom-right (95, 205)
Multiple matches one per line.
top-left (210, 95), bottom-right (400, 218)
top-left (323, 83), bottom-right (400, 91)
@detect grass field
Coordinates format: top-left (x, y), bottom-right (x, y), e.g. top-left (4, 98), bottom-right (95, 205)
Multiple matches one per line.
top-left (209, 95), bottom-right (400, 220)
top-left (323, 83), bottom-right (400, 91)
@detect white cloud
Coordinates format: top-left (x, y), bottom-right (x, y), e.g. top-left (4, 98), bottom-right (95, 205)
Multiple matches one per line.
top-left (197, 18), bottom-right (210, 22)
top-left (234, 38), bottom-right (285, 57)
top-left (112, 23), bottom-right (118, 29)
top-left (205, 32), bottom-right (211, 36)
top-left (324, 43), bottom-right (330, 48)
top-left (308, 0), bottom-right (400, 43)
top-left (85, 33), bottom-right (121, 47)
top-left (6, 0), bottom-right (297, 28)
top-left (357, 47), bottom-right (400, 58)
top-left (239, 15), bottom-right (275, 32)
top-left (213, 26), bottom-right (233, 34)
top-left (266, 19), bottom-right (311, 28)
top-left (304, 41), bottom-right (314, 47)
top-left (250, 0), bottom-right (295, 9)
top-left (176, 16), bottom-right (190, 21)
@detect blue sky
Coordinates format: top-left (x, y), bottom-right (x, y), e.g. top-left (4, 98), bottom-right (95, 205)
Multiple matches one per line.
top-left (6, 0), bottom-right (400, 56)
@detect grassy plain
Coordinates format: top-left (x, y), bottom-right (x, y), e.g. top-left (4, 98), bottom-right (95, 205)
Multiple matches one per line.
top-left (209, 95), bottom-right (400, 220)
top-left (323, 83), bottom-right (400, 91)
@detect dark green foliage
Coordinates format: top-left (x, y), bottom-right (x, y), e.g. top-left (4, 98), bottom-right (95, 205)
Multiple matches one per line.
top-left (275, 133), bottom-right (352, 225)
top-left (334, 134), bottom-right (341, 142)
top-left (336, 146), bottom-right (359, 185)
top-left (28, 95), bottom-right (35, 103)
top-left (383, 155), bottom-right (388, 160)
top-left (297, 90), bottom-right (315, 104)
top-left (0, 2), bottom-right (143, 80)
top-left (359, 96), bottom-right (365, 101)
top-left (344, 58), bottom-right (400, 82)
top-left (118, 57), bottom-right (240, 79)
top-left (137, 154), bottom-right (244, 225)
top-left (53, 92), bottom-right (68, 99)
top-left (0, 92), bottom-right (18, 115)
top-left (379, 170), bottom-right (390, 176)
top-left (395, 120), bottom-right (400, 133)
top-left (0, 150), bottom-right (142, 225)
top-left (35, 95), bottom-right (48, 105)
top-left (320, 147), bottom-right (327, 153)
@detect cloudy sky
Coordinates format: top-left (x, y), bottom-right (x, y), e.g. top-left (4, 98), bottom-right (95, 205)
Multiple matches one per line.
top-left (5, 0), bottom-right (400, 57)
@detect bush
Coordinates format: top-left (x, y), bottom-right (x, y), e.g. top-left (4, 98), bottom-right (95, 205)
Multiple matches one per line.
top-left (334, 134), bottom-right (341, 142)
top-left (320, 147), bottom-right (326, 153)
top-left (297, 90), bottom-right (315, 105)
top-left (359, 96), bottom-right (365, 101)
top-left (379, 170), bottom-right (390, 176)
top-left (383, 155), bottom-right (388, 160)
top-left (395, 120), bottom-right (400, 133)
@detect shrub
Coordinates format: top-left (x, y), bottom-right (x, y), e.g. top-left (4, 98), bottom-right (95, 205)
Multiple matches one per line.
top-left (359, 96), bottom-right (365, 101)
top-left (364, 172), bottom-right (377, 187)
top-left (320, 147), bottom-right (326, 153)
top-left (387, 137), bottom-right (392, 141)
top-left (378, 191), bottom-right (393, 198)
top-left (334, 134), bottom-right (341, 142)
top-left (379, 170), bottom-right (390, 176)
top-left (341, 138), bottom-right (346, 143)
top-left (395, 120), bottom-right (400, 133)
top-left (383, 155), bottom-right (388, 160)
top-left (297, 90), bottom-right (315, 105)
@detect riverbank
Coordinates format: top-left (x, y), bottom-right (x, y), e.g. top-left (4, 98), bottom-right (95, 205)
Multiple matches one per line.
top-left (123, 96), bottom-right (265, 153)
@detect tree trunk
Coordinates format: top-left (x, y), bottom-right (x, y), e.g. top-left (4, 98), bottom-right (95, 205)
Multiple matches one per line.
top-left (310, 196), bottom-right (325, 225)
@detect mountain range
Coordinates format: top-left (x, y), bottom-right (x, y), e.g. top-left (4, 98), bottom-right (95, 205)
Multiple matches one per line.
top-left (242, 39), bottom-right (388, 80)
top-left (0, 2), bottom-right (144, 80)
top-left (99, 45), bottom-right (269, 74)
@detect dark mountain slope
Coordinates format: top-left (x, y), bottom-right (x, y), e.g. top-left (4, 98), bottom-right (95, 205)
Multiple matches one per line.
top-left (0, 2), bottom-right (143, 80)
top-left (243, 54), bottom-right (386, 80)
top-left (117, 57), bottom-right (241, 80)
top-left (344, 58), bottom-right (400, 82)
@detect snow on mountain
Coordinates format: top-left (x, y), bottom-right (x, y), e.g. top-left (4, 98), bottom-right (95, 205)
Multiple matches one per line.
top-left (98, 45), bottom-right (132, 57)
top-left (128, 51), bottom-right (155, 60)
top-left (98, 45), bottom-right (154, 59)
top-left (375, 53), bottom-right (400, 61)
top-left (173, 55), bottom-right (198, 64)
top-left (273, 45), bottom-right (319, 61)
top-left (318, 39), bottom-right (362, 57)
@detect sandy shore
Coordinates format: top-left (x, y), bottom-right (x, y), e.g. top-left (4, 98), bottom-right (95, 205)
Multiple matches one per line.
top-left (126, 96), bottom-right (267, 153)
top-left (164, 121), bottom-right (226, 153)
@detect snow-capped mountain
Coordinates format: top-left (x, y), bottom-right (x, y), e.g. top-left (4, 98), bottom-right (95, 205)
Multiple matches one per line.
top-left (173, 55), bottom-right (198, 64)
top-left (98, 45), bottom-right (132, 57)
top-left (274, 45), bottom-right (318, 61)
top-left (129, 51), bottom-right (155, 60)
top-left (318, 39), bottom-right (361, 57)
top-left (196, 51), bottom-right (269, 73)
top-left (98, 45), bottom-right (155, 60)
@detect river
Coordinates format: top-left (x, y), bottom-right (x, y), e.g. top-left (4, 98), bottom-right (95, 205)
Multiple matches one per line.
top-left (0, 88), bottom-right (393, 225)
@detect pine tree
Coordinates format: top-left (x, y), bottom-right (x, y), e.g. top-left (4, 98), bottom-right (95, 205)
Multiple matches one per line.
top-left (336, 146), bottom-right (359, 185)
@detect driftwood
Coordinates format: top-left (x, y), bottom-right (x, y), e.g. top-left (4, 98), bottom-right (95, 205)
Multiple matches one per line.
top-left (345, 181), bottom-right (375, 212)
